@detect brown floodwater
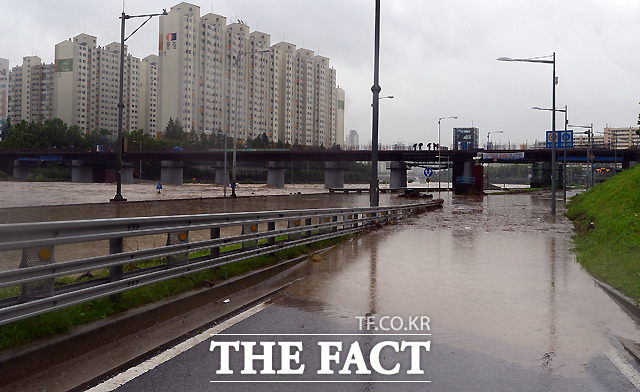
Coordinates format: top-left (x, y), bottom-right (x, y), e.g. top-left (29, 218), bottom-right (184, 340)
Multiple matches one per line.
top-left (0, 182), bottom-right (422, 271)
top-left (280, 190), bottom-right (640, 379)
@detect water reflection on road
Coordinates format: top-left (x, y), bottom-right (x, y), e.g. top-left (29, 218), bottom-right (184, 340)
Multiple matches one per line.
top-left (283, 191), bottom-right (640, 379)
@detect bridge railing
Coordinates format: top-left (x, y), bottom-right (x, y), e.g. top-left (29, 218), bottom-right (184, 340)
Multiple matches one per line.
top-left (0, 201), bottom-right (442, 326)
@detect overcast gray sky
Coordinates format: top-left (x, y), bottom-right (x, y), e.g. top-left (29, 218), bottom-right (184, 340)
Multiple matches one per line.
top-left (3, 0), bottom-right (640, 147)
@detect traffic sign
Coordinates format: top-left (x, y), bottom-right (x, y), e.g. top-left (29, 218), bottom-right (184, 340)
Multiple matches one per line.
top-left (424, 168), bottom-right (434, 177)
top-left (546, 130), bottom-right (574, 148)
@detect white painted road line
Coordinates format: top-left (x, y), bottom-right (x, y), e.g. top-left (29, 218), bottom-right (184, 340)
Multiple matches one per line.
top-left (606, 347), bottom-right (640, 390)
top-left (85, 301), bottom-right (271, 392)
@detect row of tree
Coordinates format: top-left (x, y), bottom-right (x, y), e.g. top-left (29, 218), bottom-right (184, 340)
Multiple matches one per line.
top-left (0, 118), bottom-right (94, 150)
top-left (0, 117), bottom-right (341, 152)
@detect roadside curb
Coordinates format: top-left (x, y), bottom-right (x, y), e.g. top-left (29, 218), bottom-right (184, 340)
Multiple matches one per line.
top-left (592, 278), bottom-right (640, 364)
top-left (0, 254), bottom-right (310, 388)
top-left (592, 278), bottom-right (640, 324)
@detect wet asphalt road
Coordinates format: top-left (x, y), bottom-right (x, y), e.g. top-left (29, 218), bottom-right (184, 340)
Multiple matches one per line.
top-left (87, 191), bottom-right (640, 391)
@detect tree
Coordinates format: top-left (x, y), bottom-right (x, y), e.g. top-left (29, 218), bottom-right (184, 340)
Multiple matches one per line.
top-left (245, 133), bottom-right (271, 149)
top-left (163, 118), bottom-right (185, 141)
top-left (0, 118), bottom-right (92, 150)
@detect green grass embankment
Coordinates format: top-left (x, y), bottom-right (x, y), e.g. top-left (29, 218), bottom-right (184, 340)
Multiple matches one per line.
top-left (566, 164), bottom-right (640, 302)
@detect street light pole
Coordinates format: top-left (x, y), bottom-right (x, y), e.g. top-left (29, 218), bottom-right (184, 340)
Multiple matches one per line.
top-left (533, 105), bottom-right (568, 203)
top-left (486, 130), bottom-right (503, 189)
top-left (437, 116), bottom-right (456, 191)
top-left (111, 7), bottom-right (167, 202)
top-left (370, 0), bottom-right (381, 207)
top-left (569, 123), bottom-right (594, 189)
top-left (498, 53), bottom-right (557, 214)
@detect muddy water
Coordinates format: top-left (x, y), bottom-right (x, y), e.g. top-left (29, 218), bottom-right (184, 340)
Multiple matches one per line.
top-left (284, 191), bottom-right (640, 379)
top-left (0, 182), bottom-right (415, 271)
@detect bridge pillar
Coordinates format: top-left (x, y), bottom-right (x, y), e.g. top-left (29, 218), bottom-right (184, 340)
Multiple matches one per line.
top-left (324, 161), bottom-right (344, 189)
top-left (72, 160), bottom-right (93, 183)
top-left (267, 161), bottom-right (286, 188)
top-left (213, 161), bottom-right (229, 186)
top-left (12, 160), bottom-right (33, 179)
top-left (161, 160), bottom-right (183, 185)
top-left (452, 160), bottom-right (483, 195)
top-left (389, 161), bottom-right (408, 188)
top-left (121, 165), bottom-right (134, 184)
top-left (530, 162), bottom-right (551, 188)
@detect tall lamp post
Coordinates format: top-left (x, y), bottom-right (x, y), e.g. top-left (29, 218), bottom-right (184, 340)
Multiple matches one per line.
top-left (533, 105), bottom-right (568, 203)
top-left (486, 130), bottom-right (503, 188)
top-left (370, 0), bottom-right (382, 207)
top-left (569, 123), bottom-right (594, 188)
top-left (486, 130), bottom-right (503, 149)
top-left (371, 95), bottom-right (394, 107)
top-left (498, 53), bottom-right (557, 214)
top-left (231, 46), bottom-right (270, 198)
top-left (437, 116), bottom-right (457, 191)
top-left (111, 7), bottom-right (167, 202)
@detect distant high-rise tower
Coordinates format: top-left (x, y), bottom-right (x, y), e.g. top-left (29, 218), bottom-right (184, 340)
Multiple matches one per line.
top-left (0, 58), bottom-right (8, 138)
top-left (347, 129), bottom-right (359, 149)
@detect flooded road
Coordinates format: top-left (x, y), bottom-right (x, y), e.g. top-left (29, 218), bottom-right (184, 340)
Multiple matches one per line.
top-left (85, 188), bottom-right (640, 391)
top-left (284, 192), bottom-right (640, 379)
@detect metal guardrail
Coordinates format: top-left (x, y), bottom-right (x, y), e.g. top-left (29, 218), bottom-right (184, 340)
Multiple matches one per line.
top-left (0, 201), bottom-right (442, 326)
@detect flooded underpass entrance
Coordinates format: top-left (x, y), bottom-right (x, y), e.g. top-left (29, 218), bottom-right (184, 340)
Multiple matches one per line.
top-left (274, 192), bottom-right (640, 390)
top-left (96, 190), bottom-right (640, 392)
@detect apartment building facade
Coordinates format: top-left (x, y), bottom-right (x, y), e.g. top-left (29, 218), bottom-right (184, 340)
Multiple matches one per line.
top-left (7, 56), bottom-right (55, 124)
top-left (53, 34), bottom-right (144, 136)
top-left (0, 58), bottom-right (9, 137)
top-left (6, 1), bottom-right (343, 147)
top-left (604, 127), bottom-right (639, 149)
top-left (158, 1), bottom-right (343, 146)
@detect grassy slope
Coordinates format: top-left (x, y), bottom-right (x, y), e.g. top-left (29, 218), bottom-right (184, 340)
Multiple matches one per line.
top-left (566, 164), bottom-right (640, 302)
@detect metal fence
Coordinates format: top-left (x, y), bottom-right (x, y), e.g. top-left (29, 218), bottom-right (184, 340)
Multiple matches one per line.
top-left (0, 201), bottom-right (442, 326)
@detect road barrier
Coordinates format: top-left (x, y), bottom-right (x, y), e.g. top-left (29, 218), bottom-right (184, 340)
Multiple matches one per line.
top-left (0, 201), bottom-right (442, 326)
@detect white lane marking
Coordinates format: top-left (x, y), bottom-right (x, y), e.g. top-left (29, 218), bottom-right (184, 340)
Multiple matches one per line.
top-left (86, 301), bottom-right (270, 392)
top-left (607, 347), bottom-right (640, 390)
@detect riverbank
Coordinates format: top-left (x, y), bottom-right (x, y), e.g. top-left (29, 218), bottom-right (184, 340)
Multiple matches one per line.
top-left (0, 181), bottom-right (333, 209)
top-left (566, 164), bottom-right (640, 303)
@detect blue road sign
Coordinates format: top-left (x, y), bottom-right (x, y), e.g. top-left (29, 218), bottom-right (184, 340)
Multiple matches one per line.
top-left (546, 130), bottom-right (573, 148)
top-left (424, 168), bottom-right (434, 177)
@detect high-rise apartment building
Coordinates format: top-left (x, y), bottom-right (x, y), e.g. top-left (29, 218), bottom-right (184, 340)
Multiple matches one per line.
top-left (8, 56), bottom-right (55, 124)
top-left (53, 34), bottom-right (142, 135)
top-left (335, 87), bottom-right (345, 147)
top-left (272, 41), bottom-right (297, 144)
top-left (140, 55), bottom-right (159, 137)
top-left (0, 58), bottom-right (8, 138)
top-left (158, 2), bottom-right (342, 146)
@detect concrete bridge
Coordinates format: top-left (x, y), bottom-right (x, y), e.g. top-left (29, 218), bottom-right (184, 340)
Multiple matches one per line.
top-left (2, 148), bottom-right (637, 194)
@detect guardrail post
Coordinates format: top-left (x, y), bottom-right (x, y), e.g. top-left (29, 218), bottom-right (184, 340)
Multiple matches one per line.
top-left (305, 218), bottom-right (312, 238)
top-left (108, 238), bottom-right (123, 303)
top-left (267, 222), bottom-right (276, 245)
top-left (19, 246), bottom-right (55, 303)
top-left (331, 215), bottom-right (338, 233)
top-left (210, 227), bottom-right (220, 258)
